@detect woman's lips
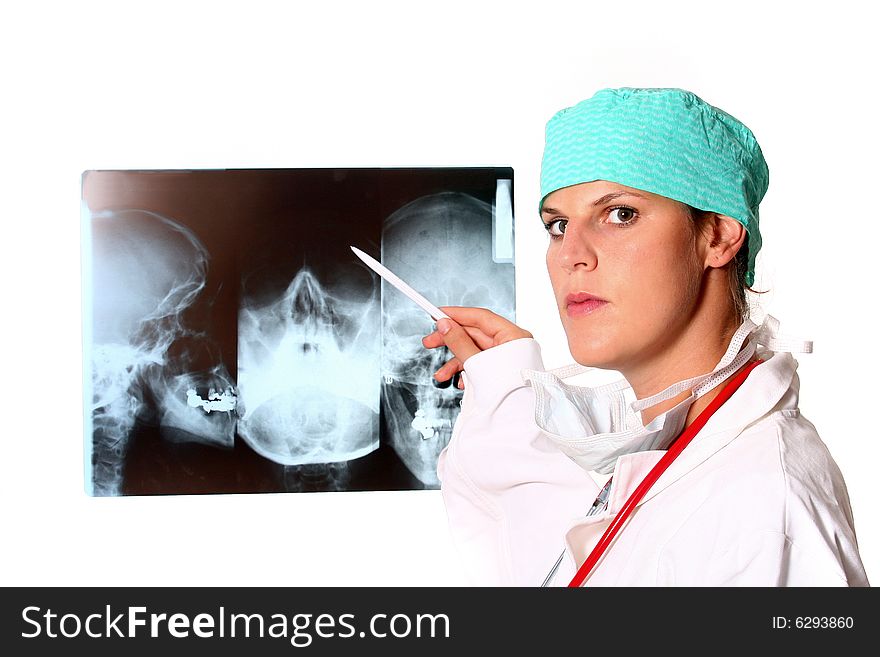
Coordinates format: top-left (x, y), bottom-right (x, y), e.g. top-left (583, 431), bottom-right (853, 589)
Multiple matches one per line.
top-left (566, 294), bottom-right (608, 317)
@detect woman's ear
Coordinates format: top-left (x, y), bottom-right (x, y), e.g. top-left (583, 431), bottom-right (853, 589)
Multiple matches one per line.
top-left (700, 214), bottom-right (747, 270)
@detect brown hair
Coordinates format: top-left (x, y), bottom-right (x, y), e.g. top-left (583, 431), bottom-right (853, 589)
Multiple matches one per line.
top-left (685, 205), bottom-right (767, 323)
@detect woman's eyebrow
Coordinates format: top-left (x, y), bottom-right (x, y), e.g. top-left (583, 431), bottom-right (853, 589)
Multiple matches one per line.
top-left (541, 190), bottom-right (648, 215)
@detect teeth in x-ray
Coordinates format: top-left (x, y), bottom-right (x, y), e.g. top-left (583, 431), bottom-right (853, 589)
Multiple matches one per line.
top-left (186, 387), bottom-right (238, 413)
top-left (411, 409), bottom-right (452, 440)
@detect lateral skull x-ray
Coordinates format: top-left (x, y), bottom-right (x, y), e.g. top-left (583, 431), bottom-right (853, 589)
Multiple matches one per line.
top-left (88, 208), bottom-right (237, 496)
top-left (82, 168), bottom-right (515, 495)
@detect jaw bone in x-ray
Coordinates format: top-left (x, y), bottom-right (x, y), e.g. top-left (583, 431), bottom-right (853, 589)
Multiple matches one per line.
top-left (381, 191), bottom-right (515, 487)
top-left (237, 266), bottom-right (382, 488)
top-left (87, 208), bottom-right (237, 495)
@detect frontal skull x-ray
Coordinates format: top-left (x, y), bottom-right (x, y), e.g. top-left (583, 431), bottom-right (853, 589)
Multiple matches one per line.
top-left (381, 191), bottom-right (515, 487)
top-left (82, 168), bottom-right (515, 495)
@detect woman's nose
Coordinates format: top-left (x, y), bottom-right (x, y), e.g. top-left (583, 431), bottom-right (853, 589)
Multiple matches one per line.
top-left (551, 225), bottom-right (598, 273)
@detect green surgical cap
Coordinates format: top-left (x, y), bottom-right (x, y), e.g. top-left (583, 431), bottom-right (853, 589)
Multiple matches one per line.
top-left (539, 87), bottom-right (769, 287)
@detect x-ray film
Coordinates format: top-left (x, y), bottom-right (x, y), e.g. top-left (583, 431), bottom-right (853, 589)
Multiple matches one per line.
top-left (81, 168), bottom-right (515, 495)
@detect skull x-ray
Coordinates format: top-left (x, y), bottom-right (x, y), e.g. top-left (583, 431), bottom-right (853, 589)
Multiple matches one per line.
top-left (381, 191), bottom-right (515, 486)
top-left (82, 168), bottom-right (515, 495)
top-left (86, 208), bottom-right (237, 495)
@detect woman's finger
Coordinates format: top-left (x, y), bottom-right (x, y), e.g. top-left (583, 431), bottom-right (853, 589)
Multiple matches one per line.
top-left (439, 306), bottom-right (533, 345)
top-left (438, 306), bottom-right (516, 336)
top-left (422, 324), bottom-right (493, 351)
top-left (434, 317), bottom-right (481, 364)
top-left (461, 324), bottom-right (496, 351)
top-left (433, 355), bottom-right (463, 382)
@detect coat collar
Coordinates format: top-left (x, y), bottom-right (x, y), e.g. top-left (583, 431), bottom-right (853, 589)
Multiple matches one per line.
top-left (604, 349), bottom-right (801, 512)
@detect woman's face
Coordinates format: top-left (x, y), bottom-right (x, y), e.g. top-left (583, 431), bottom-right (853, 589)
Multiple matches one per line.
top-left (543, 180), bottom-right (704, 371)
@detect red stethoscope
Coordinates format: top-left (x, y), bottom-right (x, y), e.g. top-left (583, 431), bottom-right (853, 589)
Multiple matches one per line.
top-left (567, 357), bottom-right (765, 587)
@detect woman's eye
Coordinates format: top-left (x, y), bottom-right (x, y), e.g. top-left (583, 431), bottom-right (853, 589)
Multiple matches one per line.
top-left (543, 219), bottom-right (566, 238)
top-left (608, 206), bottom-right (637, 225)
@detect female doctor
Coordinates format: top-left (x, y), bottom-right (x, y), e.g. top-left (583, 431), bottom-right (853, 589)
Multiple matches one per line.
top-left (422, 87), bottom-right (869, 586)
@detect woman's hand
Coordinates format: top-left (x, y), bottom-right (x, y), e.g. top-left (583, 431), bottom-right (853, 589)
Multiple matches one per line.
top-left (421, 306), bottom-right (534, 389)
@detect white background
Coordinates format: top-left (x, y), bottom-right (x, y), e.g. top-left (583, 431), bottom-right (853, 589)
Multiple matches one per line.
top-left (2, 0), bottom-right (876, 586)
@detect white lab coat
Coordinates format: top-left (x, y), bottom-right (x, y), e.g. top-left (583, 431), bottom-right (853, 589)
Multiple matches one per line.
top-left (437, 337), bottom-right (869, 586)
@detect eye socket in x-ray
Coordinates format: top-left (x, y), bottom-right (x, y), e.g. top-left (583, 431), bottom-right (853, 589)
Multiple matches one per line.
top-left (82, 168), bottom-right (515, 495)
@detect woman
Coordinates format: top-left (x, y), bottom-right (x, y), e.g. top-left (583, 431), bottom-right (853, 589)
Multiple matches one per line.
top-left (422, 87), bottom-right (869, 586)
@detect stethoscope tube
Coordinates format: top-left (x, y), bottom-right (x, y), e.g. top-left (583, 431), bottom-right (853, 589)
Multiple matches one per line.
top-left (568, 358), bottom-right (764, 587)
top-left (541, 477), bottom-right (613, 587)
top-left (539, 358), bottom-right (764, 587)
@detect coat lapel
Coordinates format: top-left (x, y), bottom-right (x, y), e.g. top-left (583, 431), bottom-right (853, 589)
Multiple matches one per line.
top-left (561, 350), bottom-right (802, 577)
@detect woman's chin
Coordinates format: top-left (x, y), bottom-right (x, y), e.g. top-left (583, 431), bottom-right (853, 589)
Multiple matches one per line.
top-left (567, 341), bottom-right (618, 370)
